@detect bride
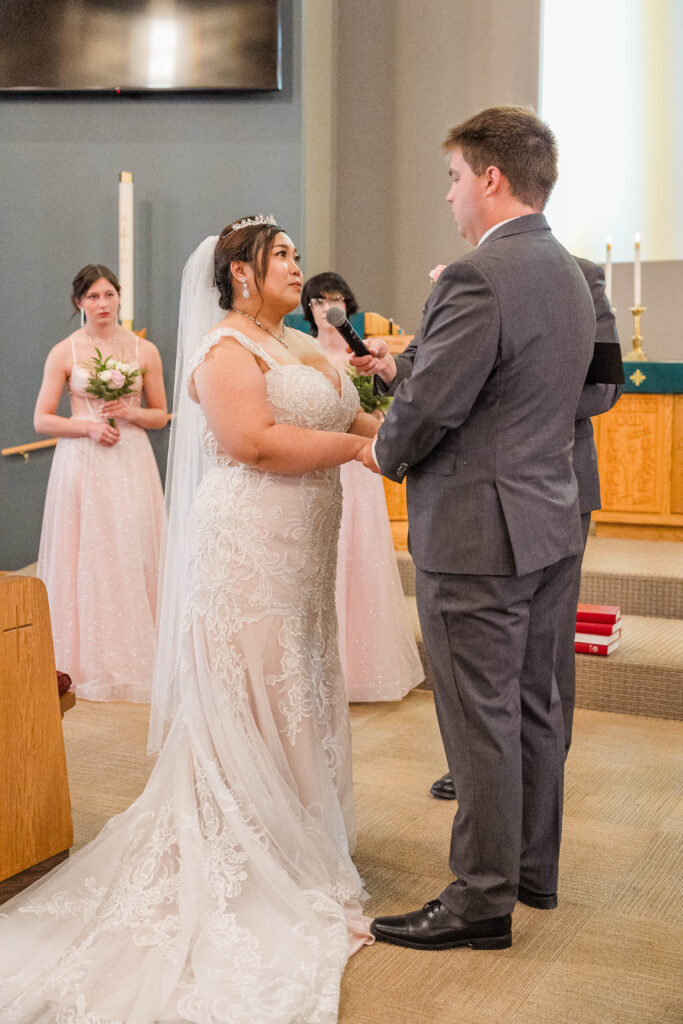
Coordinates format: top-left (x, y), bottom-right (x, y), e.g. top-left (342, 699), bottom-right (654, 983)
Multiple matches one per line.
top-left (0, 216), bottom-right (378, 1023)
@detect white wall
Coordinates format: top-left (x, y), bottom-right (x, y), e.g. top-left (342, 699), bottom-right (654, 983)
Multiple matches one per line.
top-left (541, 0), bottom-right (683, 265)
top-left (327, 0), bottom-right (542, 329)
top-left (307, 0), bottom-right (682, 359)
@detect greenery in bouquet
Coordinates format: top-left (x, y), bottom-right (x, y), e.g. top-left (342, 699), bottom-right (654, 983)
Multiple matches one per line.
top-left (344, 366), bottom-right (392, 416)
top-left (85, 349), bottom-right (143, 426)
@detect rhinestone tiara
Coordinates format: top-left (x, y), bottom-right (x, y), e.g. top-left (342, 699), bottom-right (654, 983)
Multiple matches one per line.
top-left (229, 214), bottom-right (277, 232)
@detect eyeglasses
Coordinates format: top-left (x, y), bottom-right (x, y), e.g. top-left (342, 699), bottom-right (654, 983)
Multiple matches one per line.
top-left (310, 296), bottom-right (346, 308)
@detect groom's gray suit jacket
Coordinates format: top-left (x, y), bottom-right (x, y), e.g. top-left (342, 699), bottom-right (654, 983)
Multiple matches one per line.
top-left (374, 214), bottom-right (596, 577)
top-left (572, 257), bottom-right (622, 515)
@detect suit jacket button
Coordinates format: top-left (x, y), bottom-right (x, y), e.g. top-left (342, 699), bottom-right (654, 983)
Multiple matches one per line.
top-left (397, 462), bottom-right (408, 476)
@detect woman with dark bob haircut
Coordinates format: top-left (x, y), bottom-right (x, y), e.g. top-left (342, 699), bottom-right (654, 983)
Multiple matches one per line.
top-left (301, 270), bottom-right (423, 703)
top-left (301, 271), bottom-right (359, 334)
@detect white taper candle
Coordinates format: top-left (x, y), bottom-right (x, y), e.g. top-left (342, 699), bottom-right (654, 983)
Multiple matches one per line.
top-left (119, 172), bottom-right (134, 327)
top-left (634, 232), bottom-right (641, 307)
top-left (604, 236), bottom-right (612, 305)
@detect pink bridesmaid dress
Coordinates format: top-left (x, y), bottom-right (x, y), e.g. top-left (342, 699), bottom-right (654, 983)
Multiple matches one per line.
top-left (36, 333), bottom-right (164, 701)
top-left (319, 331), bottom-right (424, 701)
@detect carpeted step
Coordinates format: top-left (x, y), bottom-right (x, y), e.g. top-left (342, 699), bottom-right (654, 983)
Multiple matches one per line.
top-left (400, 539), bottom-right (683, 718)
top-left (579, 538), bottom-right (683, 619)
top-left (409, 598), bottom-right (679, 720)
top-left (575, 614), bottom-right (683, 720)
top-left (400, 540), bottom-right (683, 618)
top-left (407, 600), bottom-right (683, 720)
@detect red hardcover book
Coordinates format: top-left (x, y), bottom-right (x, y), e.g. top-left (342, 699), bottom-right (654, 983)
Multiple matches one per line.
top-left (575, 629), bottom-right (621, 646)
top-left (576, 603), bottom-right (621, 625)
top-left (575, 618), bottom-right (622, 637)
top-left (574, 638), bottom-right (621, 656)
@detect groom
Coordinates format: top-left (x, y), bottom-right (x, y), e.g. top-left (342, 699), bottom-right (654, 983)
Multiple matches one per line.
top-left (353, 106), bottom-right (595, 949)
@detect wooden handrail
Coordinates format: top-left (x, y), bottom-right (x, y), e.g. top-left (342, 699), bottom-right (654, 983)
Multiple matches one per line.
top-left (2, 413), bottom-right (173, 461)
top-left (1, 438), bottom-right (58, 460)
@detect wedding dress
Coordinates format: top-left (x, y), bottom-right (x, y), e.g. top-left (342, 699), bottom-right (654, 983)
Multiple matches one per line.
top-left (0, 322), bottom-right (371, 1023)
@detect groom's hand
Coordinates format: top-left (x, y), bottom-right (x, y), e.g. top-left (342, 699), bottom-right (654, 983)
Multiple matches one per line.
top-left (349, 339), bottom-right (397, 384)
top-left (355, 440), bottom-right (382, 474)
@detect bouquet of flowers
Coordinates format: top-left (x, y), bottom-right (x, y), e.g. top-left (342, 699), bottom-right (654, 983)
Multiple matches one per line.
top-left (344, 366), bottom-right (392, 417)
top-left (85, 349), bottom-right (143, 426)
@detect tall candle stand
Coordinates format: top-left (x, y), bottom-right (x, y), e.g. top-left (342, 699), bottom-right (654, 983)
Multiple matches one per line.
top-left (623, 305), bottom-right (649, 361)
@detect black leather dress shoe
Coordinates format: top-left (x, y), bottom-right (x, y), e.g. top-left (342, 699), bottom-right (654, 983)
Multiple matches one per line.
top-left (517, 884), bottom-right (558, 910)
top-left (430, 772), bottom-right (456, 800)
top-left (370, 900), bottom-right (512, 950)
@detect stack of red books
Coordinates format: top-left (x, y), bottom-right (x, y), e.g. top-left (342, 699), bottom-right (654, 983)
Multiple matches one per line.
top-left (575, 603), bottom-right (621, 655)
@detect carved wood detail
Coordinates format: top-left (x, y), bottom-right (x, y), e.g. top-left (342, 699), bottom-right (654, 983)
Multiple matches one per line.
top-left (594, 394), bottom-right (673, 514)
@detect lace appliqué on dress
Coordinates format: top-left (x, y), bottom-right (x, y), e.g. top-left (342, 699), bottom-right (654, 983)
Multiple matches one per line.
top-left (0, 325), bottom-right (368, 1024)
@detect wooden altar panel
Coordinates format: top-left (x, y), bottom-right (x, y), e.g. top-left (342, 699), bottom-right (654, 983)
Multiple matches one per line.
top-left (592, 392), bottom-right (683, 539)
top-left (594, 394), bottom-right (672, 514)
top-left (671, 396), bottom-right (683, 516)
top-left (383, 478), bottom-right (408, 550)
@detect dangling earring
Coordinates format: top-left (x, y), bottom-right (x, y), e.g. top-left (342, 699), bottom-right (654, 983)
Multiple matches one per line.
top-left (241, 278), bottom-right (250, 300)
top-left (80, 308), bottom-right (85, 327)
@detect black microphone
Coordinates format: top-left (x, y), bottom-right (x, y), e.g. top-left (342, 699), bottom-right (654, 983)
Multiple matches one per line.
top-left (325, 306), bottom-right (371, 357)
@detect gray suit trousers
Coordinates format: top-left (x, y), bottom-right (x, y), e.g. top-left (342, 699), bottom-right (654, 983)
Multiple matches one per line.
top-left (416, 551), bottom-right (582, 919)
top-left (555, 511), bottom-right (592, 756)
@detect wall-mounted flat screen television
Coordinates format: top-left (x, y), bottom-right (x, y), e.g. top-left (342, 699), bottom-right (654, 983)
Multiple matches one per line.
top-left (0, 0), bottom-right (281, 93)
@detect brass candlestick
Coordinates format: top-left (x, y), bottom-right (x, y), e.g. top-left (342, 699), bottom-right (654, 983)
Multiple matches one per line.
top-left (623, 305), bottom-right (649, 361)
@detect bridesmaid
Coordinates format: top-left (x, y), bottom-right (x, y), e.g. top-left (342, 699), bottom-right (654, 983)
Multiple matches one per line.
top-left (301, 272), bottom-right (424, 701)
top-left (34, 264), bottom-right (167, 701)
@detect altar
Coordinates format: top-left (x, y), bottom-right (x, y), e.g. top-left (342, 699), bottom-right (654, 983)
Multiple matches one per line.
top-left (592, 362), bottom-right (683, 540)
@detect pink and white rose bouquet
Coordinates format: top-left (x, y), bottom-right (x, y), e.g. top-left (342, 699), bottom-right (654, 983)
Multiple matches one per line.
top-left (85, 349), bottom-right (142, 426)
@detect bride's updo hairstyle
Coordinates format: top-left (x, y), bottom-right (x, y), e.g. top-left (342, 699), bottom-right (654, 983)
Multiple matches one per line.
top-left (71, 264), bottom-right (121, 315)
top-left (214, 217), bottom-right (283, 310)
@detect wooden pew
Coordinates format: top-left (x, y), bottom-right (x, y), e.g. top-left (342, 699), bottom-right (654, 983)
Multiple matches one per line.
top-left (0, 575), bottom-right (73, 882)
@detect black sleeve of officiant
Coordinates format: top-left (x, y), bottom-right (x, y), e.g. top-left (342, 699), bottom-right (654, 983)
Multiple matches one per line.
top-left (584, 341), bottom-right (625, 385)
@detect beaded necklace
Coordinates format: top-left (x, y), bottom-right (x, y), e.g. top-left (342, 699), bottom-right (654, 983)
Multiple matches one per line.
top-left (231, 309), bottom-right (289, 348)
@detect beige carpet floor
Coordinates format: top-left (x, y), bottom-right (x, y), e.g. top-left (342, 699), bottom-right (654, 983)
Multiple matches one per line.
top-left (6, 692), bottom-right (683, 1023)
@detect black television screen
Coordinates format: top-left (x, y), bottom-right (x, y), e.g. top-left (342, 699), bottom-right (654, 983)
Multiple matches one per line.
top-left (0, 0), bottom-right (281, 93)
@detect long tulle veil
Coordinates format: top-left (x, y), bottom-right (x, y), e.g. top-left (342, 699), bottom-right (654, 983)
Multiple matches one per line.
top-left (148, 235), bottom-right (222, 752)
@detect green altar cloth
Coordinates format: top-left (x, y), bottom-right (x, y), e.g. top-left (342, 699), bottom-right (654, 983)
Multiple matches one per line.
top-left (623, 361), bottom-right (683, 393)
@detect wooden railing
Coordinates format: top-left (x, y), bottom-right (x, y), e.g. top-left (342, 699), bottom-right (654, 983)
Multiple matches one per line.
top-left (1, 438), bottom-right (59, 461)
top-left (2, 413), bottom-right (173, 461)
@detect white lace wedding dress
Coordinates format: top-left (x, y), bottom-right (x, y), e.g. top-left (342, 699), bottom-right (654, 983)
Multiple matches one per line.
top-left (0, 328), bottom-right (371, 1024)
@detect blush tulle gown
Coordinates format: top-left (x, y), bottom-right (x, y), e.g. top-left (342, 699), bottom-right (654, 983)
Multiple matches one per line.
top-left (0, 329), bottom-right (371, 1024)
top-left (36, 333), bottom-right (164, 701)
top-left (319, 330), bottom-right (424, 701)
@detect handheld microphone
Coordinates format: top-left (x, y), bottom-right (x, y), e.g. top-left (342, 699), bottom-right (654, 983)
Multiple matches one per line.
top-left (325, 306), bottom-right (371, 357)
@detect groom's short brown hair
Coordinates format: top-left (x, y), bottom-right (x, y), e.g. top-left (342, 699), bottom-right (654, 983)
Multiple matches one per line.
top-left (444, 106), bottom-right (558, 210)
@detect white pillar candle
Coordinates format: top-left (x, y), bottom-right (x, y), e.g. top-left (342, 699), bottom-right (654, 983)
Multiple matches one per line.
top-left (634, 232), bottom-right (641, 307)
top-left (118, 172), bottom-right (134, 327)
top-left (604, 236), bottom-right (612, 305)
